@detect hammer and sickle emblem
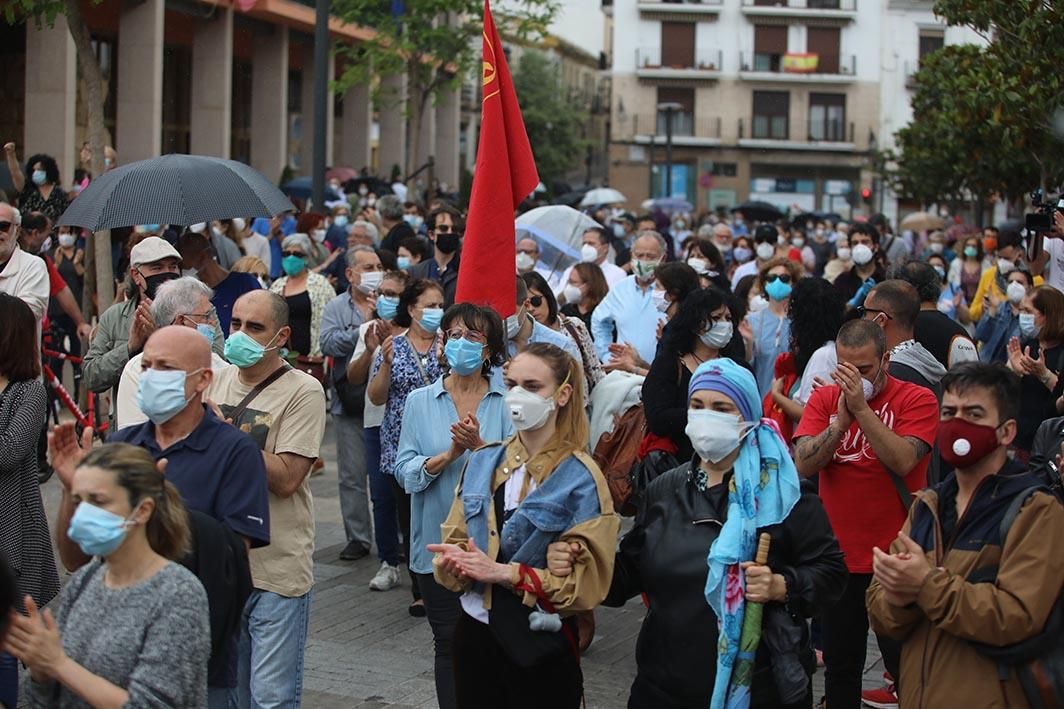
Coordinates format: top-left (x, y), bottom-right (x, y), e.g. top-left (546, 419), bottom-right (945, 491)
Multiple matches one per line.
top-left (482, 60), bottom-right (496, 86)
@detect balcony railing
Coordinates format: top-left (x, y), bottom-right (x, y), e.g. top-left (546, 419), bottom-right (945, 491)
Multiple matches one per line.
top-left (615, 113), bottom-right (723, 143)
top-left (637, 0), bottom-right (723, 18)
top-left (740, 0), bottom-right (857, 22)
top-left (741, 0), bottom-right (856, 9)
top-left (739, 52), bottom-right (856, 79)
top-left (738, 117), bottom-right (858, 149)
top-left (636, 48), bottom-right (723, 79)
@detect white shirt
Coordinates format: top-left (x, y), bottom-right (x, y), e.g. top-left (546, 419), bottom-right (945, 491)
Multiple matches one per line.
top-left (731, 258), bottom-right (761, 290)
top-left (353, 321), bottom-right (386, 427)
top-left (242, 233), bottom-right (273, 273)
top-left (795, 341), bottom-right (837, 406)
top-left (0, 246), bottom-right (49, 321)
top-left (1041, 237), bottom-right (1064, 294)
top-left (115, 351), bottom-right (232, 430)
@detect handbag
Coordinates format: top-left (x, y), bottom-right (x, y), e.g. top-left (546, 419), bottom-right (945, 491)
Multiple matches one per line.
top-left (294, 355), bottom-right (327, 386)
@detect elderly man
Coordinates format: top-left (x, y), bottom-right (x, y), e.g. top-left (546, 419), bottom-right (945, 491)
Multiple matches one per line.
top-left (320, 246), bottom-right (384, 561)
top-left (408, 204), bottom-right (464, 307)
top-left (324, 219), bottom-right (381, 292)
top-left (378, 194), bottom-right (415, 252)
top-left (84, 236), bottom-right (224, 419)
top-left (0, 203), bottom-right (48, 324)
top-left (212, 290), bottom-right (326, 709)
top-left (115, 277), bottom-right (233, 430)
top-left (590, 231), bottom-right (667, 364)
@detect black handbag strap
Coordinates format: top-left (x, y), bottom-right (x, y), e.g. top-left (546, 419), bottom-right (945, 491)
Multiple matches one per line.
top-left (228, 364), bottom-right (291, 424)
top-left (887, 470), bottom-right (914, 512)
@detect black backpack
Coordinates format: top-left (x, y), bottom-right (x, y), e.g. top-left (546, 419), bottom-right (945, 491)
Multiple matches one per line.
top-left (968, 486), bottom-right (1064, 708)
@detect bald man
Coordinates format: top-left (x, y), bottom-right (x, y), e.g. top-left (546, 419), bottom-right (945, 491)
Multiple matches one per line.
top-left (211, 290), bottom-right (326, 708)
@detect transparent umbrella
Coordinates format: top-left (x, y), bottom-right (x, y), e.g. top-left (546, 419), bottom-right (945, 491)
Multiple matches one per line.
top-left (515, 205), bottom-right (601, 285)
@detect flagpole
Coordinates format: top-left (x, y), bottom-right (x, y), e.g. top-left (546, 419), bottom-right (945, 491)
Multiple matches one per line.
top-left (311, 0), bottom-right (330, 213)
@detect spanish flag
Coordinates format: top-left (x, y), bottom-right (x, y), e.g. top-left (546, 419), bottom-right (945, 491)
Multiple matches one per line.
top-left (454, 0), bottom-right (540, 319)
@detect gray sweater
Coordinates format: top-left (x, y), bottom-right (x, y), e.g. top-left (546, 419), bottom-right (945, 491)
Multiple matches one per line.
top-left (22, 560), bottom-right (210, 708)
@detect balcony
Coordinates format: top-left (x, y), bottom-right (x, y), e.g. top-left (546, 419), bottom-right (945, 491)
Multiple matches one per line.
top-left (736, 117), bottom-right (858, 151)
top-left (636, 48), bottom-right (723, 82)
top-left (740, 0), bottom-right (857, 24)
top-left (615, 112), bottom-right (723, 147)
top-left (637, 0), bottom-right (722, 21)
top-left (739, 52), bottom-right (857, 83)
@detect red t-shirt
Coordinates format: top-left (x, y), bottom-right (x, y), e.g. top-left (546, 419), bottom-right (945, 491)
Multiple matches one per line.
top-left (45, 255), bottom-right (65, 297)
top-left (793, 375), bottom-right (939, 573)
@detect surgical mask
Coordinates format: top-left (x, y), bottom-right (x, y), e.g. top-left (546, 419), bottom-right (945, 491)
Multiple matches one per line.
top-left (58, 233), bottom-right (76, 248)
top-left (435, 233), bottom-right (461, 254)
top-left (506, 386), bottom-right (556, 431)
top-left (685, 409), bottom-right (753, 464)
top-left (836, 247), bottom-right (852, 261)
top-left (612, 223), bottom-right (625, 238)
top-left (68, 501), bottom-right (137, 557)
top-left (31, 169), bottom-right (47, 186)
top-left (282, 254), bottom-right (306, 277)
top-left (39, 236), bottom-right (52, 254)
top-left (748, 294), bottom-right (769, 313)
top-left (580, 244), bottom-right (599, 263)
top-left (376, 295), bottom-right (399, 320)
top-left (633, 259), bottom-right (659, 280)
top-left (652, 289), bottom-right (669, 313)
top-left (232, 218), bottom-right (246, 233)
top-left (687, 258), bottom-right (709, 275)
top-left (700, 320), bottom-right (733, 349)
top-left (358, 186), bottom-right (369, 196)
top-left (563, 284), bottom-right (583, 304)
top-left (934, 266), bottom-right (946, 280)
top-left (397, 256), bottom-right (411, 270)
top-left (964, 246), bottom-right (978, 258)
top-left (516, 252), bottom-right (535, 271)
top-left (182, 267), bottom-right (199, 279)
top-left (357, 270), bottom-right (384, 294)
top-left (505, 312), bottom-right (523, 339)
top-left (791, 237), bottom-right (805, 248)
top-left (419, 307), bottom-right (444, 333)
top-left (136, 368), bottom-right (197, 425)
top-left (815, 228), bottom-right (826, 238)
top-left (1006, 281), bottom-right (1026, 305)
top-left (733, 246), bottom-right (753, 263)
top-left (997, 258), bottom-right (1016, 275)
top-left (141, 271), bottom-right (179, 300)
top-left (756, 243), bottom-right (775, 261)
top-left (1019, 313), bottom-right (1041, 338)
top-left (403, 214), bottom-right (423, 230)
top-left (224, 330), bottom-right (278, 368)
top-left (334, 215), bottom-right (349, 228)
top-left (311, 229), bottom-right (327, 243)
top-left (195, 323), bottom-right (215, 346)
top-left (852, 243), bottom-right (874, 266)
top-left (861, 367), bottom-right (882, 400)
top-left (444, 337), bottom-right (485, 376)
top-left (764, 278), bottom-right (792, 301)
top-left (929, 242), bottom-right (944, 254)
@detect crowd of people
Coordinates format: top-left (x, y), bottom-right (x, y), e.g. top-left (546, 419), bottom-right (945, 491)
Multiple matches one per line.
top-left (0, 139), bottom-right (1063, 709)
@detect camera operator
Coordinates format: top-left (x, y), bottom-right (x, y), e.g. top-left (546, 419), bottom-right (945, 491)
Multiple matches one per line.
top-left (1029, 210), bottom-right (1064, 294)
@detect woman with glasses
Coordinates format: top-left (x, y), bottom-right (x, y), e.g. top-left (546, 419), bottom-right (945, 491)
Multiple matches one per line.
top-left (368, 278), bottom-right (446, 616)
top-left (521, 272), bottom-right (603, 396)
top-left (394, 304), bottom-right (511, 709)
top-left (268, 233), bottom-right (335, 361)
top-left (740, 258), bottom-right (801, 397)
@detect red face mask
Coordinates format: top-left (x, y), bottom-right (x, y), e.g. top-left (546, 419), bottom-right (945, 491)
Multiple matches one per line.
top-left (937, 417), bottom-right (1002, 469)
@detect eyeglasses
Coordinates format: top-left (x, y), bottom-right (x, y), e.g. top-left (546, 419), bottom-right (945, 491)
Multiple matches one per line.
top-left (379, 290), bottom-right (402, 299)
top-left (525, 295), bottom-right (544, 308)
top-left (282, 250), bottom-right (305, 258)
top-left (446, 328), bottom-right (486, 343)
top-left (517, 247), bottom-right (537, 255)
top-left (766, 274), bottom-right (792, 284)
top-left (0, 222), bottom-right (12, 233)
top-left (179, 310), bottom-right (213, 323)
top-left (857, 306), bottom-right (893, 321)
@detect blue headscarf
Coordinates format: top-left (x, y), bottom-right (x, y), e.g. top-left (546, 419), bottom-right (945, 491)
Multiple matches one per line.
top-left (689, 358), bottom-right (801, 709)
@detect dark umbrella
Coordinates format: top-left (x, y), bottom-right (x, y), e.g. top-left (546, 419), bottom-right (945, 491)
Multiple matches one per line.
top-left (282, 176), bottom-right (344, 202)
top-left (731, 201), bottom-right (785, 223)
top-left (57, 154), bottom-right (294, 231)
top-left (343, 176), bottom-right (393, 196)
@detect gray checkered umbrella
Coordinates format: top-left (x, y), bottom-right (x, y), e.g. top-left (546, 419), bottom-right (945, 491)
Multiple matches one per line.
top-left (56, 154), bottom-right (295, 230)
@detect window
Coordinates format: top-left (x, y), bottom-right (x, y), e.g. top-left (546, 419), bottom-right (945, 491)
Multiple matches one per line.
top-left (808, 0), bottom-right (841, 8)
top-left (161, 45), bottom-right (192, 155)
top-left (918, 30), bottom-right (945, 64)
top-left (752, 91), bottom-right (789, 139)
top-left (809, 93), bottom-right (845, 142)
top-left (656, 87), bottom-right (694, 136)
top-left (753, 25), bottom-right (787, 72)
top-left (660, 22), bottom-right (695, 68)
top-left (806, 27), bottom-right (840, 74)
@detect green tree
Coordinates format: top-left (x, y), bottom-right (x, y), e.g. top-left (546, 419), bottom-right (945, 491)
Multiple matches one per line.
top-left (885, 0), bottom-right (1064, 209)
top-left (332, 0), bottom-right (557, 194)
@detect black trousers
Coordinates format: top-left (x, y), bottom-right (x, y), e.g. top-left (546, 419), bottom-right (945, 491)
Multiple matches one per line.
top-left (452, 610), bottom-right (583, 709)
top-left (389, 476), bottom-right (420, 601)
top-left (820, 572), bottom-right (901, 708)
top-left (416, 573), bottom-right (461, 709)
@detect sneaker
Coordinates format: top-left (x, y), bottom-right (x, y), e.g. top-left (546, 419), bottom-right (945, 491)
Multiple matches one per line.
top-left (339, 541), bottom-right (371, 561)
top-left (861, 682), bottom-right (898, 709)
top-left (368, 562), bottom-right (401, 591)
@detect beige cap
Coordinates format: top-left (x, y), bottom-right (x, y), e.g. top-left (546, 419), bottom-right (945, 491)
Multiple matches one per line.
top-left (130, 236), bottom-right (181, 267)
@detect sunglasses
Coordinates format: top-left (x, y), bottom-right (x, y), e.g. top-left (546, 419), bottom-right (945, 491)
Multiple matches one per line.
top-left (0, 221), bottom-right (12, 233)
top-left (766, 274), bottom-right (792, 284)
top-left (282, 250), bottom-right (305, 258)
top-left (525, 295), bottom-right (544, 308)
top-left (433, 224), bottom-right (456, 234)
top-left (857, 305), bottom-right (893, 321)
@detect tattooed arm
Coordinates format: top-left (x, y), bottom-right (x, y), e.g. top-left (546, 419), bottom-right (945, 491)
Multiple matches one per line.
top-left (856, 404), bottom-right (932, 477)
top-left (794, 422), bottom-right (846, 478)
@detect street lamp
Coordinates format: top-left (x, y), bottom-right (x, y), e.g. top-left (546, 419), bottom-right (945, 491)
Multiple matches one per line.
top-left (311, 0), bottom-right (330, 213)
top-left (656, 101), bottom-right (682, 199)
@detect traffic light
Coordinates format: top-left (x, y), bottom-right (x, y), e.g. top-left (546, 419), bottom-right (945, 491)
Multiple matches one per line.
top-left (860, 187), bottom-right (872, 203)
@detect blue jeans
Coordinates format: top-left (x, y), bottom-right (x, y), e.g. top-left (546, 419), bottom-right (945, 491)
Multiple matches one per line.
top-left (237, 589), bottom-right (311, 709)
top-left (208, 686), bottom-right (237, 709)
top-left (366, 427), bottom-right (400, 566)
top-left (0, 652), bottom-right (16, 708)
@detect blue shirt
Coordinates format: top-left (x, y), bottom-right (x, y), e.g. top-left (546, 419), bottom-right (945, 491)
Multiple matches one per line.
top-left (211, 272), bottom-right (261, 335)
top-left (319, 290), bottom-right (370, 414)
top-left (747, 308), bottom-right (791, 397)
top-left (394, 374), bottom-right (512, 574)
top-left (590, 275), bottom-right (665, 364)
top-left (507, 315), bottom-right (582, 362)
top-left (110, 408), bottom-right (271, 547)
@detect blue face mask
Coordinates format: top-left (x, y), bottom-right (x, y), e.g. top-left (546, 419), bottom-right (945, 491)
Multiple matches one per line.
top-left (397, 256), bottom-right (411, 270)
top-left (68, 501), bottom-right (138, 557)
top-left (445, 337), bottom-right (485, 376)
top-left (764, 277), bottom-right (792, 301)
top-left (1019, 313), bottom-right (1041, 338)
top-left (282, 255), bottom-right (306, 277)
top-left (376, 296), bottom-right (399, 321)
top-left (137, 368), bottom-right (199, 425)
top-left (419, 307), bottom-right (444, 333)
top-left (334, 215), bottom-right (349, 229)
top-left (195, 323), bottom-right (215, 346)
top-left (32, 169), bottom-right (48, 186)
top-left (224, 330), bottom-right (278, 369)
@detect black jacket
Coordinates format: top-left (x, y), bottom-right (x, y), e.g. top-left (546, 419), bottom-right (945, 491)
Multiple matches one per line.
top-left (604, 463), bottom-right (847, 709)
top-left (380, 221), bottom-right (416, 253)
top-left (1029, 415), bottom-right (1064, 493)
top-left (407, 253), bottom-right (461, 308)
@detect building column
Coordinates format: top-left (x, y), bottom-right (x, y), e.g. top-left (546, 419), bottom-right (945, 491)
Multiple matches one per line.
top-left (23, 14), bottom-right (77, 184)
top-left (116, 0), bottom-right (164, 163)
top-left (340, 81), bottom-right (373, 171)
top-left (434, 86), bottom-right (461, 191)
top-left (377, 73), bottom-right (407, 179)
top-left (415, 100), bottom-right (435, 172)
top-left (190, 6), bottom-right (233, 157)
top-left (250, 25), bottom-right (288, 181)
top-left (300, 43), bottom-right (334, 173)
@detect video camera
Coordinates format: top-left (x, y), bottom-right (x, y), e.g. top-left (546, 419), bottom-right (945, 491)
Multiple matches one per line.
top-left (1026, 189), bottom-right (1064, 232)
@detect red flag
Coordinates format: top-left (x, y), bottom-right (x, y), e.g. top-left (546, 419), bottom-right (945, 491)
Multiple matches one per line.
top-left (454, 0), bottom-right (540, 319)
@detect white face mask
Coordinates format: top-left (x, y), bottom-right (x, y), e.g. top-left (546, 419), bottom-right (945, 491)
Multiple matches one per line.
top-left (836, 247), bottom-right (852, 261)
top-left (58, 233), bottom-right (76, 248)
top-left (652, 289), bottom-right (669, 313)
top-left (685, 409), bottom-right (754, 464)
top-left (312, 229), bottom-right (327, 244)
top-left (357, 270), bottom-right (383, 294)
top-left (700, 320), bottom-right (733, 349)
top-left (181, 267), bottom-right (199, 279)
top-left (633, 258), bottom-right (660, 281)
top-left (563, 284), bottom-right (583, 304)
top-left (505, 312), bottom-right (523, 339)
top-left (852, 243), bottom-right (874, 266)
top-left (748, 294), bottom-right (769, 313)
top-left (756, 242), bottom-right (775, 261)
top-left (1006, 281), bottom-right (1027, 304)
top-left (687, 257), bottom-right (709, 275)
top-left (791, 237), bottom-right (805, 248)
top-left (232, 218), bottom-right (246, 233)
top-left (580, 244), bottom-right (599, 263)
top-left (516, 252), bottom-right (535, 271)
top-left (997, 258), bottom-right (1016, 275)
top-left (929, 242), bottom-right (944, 254)
top-left (506, 385), bottom-right (556, 431)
